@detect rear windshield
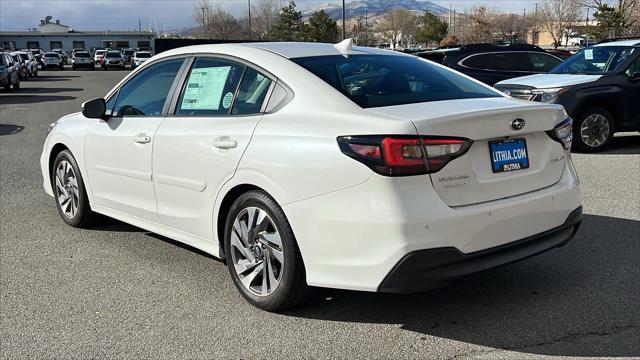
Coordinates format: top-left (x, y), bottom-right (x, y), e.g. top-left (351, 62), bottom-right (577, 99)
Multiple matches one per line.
top-left (292, 55), bottom-right (500, 108)
top-left (123, 50), bottom-right (135, 55)
top-left (75, 52), bottom-right (90, 57)
top-left (96, 50), bottom-right (106, 55)
top-left (136, 52), bottom-right (151, 58)
top-left (44, 53), bottom-right (59, 58)
top-left (18, 53), bottom-right (29, 61)
top-left (106, 52), bottom-right (121, 58)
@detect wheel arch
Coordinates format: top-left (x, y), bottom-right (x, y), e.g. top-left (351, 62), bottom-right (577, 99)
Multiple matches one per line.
top-left (215, 183), bottom-right (264, 259)
top-left (48, 143), bottom-right (70, 191)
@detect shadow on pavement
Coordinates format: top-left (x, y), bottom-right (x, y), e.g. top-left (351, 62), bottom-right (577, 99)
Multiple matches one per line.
top-left (0, 95), bottom-right (76, 105)
top-left (598, 134), bottom-right (640, 155)
top-left (22, 87), bottom-right (84, 94)
top-left (0, 124), bottom-right (24, 136)
top-left (285, 214), bottom-right (640, 358)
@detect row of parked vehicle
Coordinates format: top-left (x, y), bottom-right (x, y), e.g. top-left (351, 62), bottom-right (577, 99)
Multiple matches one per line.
top-left (417, 39), bottom-right (640, 152)
top-left (1, 50), bottom-right (39, 91)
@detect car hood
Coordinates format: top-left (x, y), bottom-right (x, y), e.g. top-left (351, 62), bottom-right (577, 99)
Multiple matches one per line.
top-left (495, 74), bottom-right (602, 88)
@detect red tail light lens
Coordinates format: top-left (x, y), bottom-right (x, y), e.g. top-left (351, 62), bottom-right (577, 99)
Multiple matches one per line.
top-left (338, 135), bottom-right (472, 176)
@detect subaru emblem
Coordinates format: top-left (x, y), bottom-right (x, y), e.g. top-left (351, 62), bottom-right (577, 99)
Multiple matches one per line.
top-left (510, 118), bottom-right (526, 131)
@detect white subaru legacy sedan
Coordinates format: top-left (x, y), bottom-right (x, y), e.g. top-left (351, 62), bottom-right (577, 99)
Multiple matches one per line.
top-left (40, 41), bottom-right (582, 311)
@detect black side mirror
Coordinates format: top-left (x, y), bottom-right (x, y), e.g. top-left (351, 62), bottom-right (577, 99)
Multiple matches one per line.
top-left (630, 71), bottom-right (640, 82)
top-left (82, 98), bottom-right (106, 119)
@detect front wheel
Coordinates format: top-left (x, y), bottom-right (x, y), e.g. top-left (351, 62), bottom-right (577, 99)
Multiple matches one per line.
top-left (572, 107), bottom-right (615, 152)
top-left (224, 190), bottom-right (309, 311)
top-left (52, 150), bottom-right (95, 227)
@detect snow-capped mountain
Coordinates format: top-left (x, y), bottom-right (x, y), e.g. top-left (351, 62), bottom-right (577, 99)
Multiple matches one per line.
top-left (303, 0), bottom-right (448, 20)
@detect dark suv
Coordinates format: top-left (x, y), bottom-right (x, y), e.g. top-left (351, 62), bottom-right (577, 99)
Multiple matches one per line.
top-left (417, 44), bottom-right (564, 85)
top-left (495, 39), bottom-right (640, 152)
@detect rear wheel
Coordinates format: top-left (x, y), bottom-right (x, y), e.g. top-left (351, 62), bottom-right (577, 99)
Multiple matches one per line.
top-left (52, 150), bottom-right (95, 227)
top-left (573, 107), bottom-right (615, 152)
top-left (224, 190), bottom-right (309, 311)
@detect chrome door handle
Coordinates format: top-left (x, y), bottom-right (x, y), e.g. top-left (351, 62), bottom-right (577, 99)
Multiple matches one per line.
top-left (213, 137), bottom-right (238, 149)
top-left (134, 135), bottom-right (151, 144)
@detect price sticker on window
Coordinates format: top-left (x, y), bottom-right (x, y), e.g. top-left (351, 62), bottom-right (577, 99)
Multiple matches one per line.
top-left (181, 66), bottom-right (231, 110)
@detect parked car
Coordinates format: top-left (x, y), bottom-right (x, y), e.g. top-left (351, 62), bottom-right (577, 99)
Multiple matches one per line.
top-left (100, 51), bottom-right (125, 70)
top-left (52, 48), bottom-right (69, 64)
top-left (495, 39), bottom-right (640, 152)
top-left (14, 51), bottom-right (38, 77)
top-left (41, 42), bottom-right (581, 311)
top-left (29, 48), bottom-right (45, 66)
top-left (42, 52), bottom-right (64, 70)
top-left (417, 43), bottom-right (565, 85)
top-left (121, 49), bottom-right (136, 64)
top-left (93, 49), bottom-right (108, 64)
top-left (1, 52), bottom-right (20, 90)
top-left (10, 53), bottom-right (29, 80)
top-left (130, 51), bottom-right (151, 69)
top-left (71, 51), bottom-right (95, 70)
top-left (71, 48), bottom-right (85, 57)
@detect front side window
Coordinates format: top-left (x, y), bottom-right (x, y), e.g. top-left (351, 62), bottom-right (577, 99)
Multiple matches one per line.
top-left (552, 46), bottom-right (637, 75)
top-left (529, 52), bottom-right (563, 72)
top-left (293, 55), bottom-right (500, 108)
top-left (176, 57), bottom-right (245, 116)
top-left (113, 58), bottom-right (184, 116)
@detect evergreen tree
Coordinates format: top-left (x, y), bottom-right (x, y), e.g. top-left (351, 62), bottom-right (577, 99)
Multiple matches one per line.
top-left (415, 12), bottom-right (449, 47)
top-left (308, 10), bottom-right (339, 43)
top-left (270, 0), bottom-right (305, 41)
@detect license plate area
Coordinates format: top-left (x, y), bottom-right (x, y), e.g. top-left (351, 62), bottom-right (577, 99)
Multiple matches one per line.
top-left (489, 138), bottom-right (529, 173)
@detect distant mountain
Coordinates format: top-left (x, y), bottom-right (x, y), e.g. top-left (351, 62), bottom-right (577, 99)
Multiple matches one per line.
top-left (303, 0), bottom-right (448, 20)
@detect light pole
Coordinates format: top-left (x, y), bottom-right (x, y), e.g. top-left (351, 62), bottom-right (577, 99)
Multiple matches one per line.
top-left (342, 0), bottom-right (346, 40)
top-left (248, 0), bottom-right (252, 39)
top-left (199, 6), bottom-right (206, 36)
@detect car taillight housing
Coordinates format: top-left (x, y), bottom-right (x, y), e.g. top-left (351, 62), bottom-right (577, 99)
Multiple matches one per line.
top-left (337, 135), bottom-right (472, 176)
top-left (546, 117), bottom-right (573, 150)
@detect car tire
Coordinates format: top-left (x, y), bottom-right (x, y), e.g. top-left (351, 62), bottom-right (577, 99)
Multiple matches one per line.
top-left (52, 150), bottom-right (95, 228)
top-left (13, 81), bottom-right (19, 89)
top-left (224, 190), bottom-right (309, 311)
top-left (572, 107), bottom-right (615, 153)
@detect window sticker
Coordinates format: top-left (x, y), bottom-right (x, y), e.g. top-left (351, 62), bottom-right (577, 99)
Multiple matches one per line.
top-left (222, 92), bottom-right (234, 109)
top-left (181, 66), bottom-right (231, 110)
top-left (584, 49), bottom-right (593, 60)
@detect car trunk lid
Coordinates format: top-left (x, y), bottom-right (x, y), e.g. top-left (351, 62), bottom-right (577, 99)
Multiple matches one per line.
top-left (366, 97), bottom-right (568, 206)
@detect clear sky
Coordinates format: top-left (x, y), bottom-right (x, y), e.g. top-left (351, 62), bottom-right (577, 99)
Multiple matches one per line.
top-left (0, 0), bottom-right (541, 32)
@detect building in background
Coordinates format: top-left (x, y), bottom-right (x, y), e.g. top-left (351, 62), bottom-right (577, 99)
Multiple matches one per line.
top-left (0, 16), bottom-right (155, 52)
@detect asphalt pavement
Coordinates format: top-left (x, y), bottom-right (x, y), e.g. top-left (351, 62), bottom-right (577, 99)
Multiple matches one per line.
top-left (1, 69), bottom-right (639, 359)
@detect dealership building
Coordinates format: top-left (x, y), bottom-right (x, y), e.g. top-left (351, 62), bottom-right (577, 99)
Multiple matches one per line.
top-left (0, 17), bottom-right (155, 52)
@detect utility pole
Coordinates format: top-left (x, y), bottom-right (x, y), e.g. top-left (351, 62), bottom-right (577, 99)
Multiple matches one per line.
top-left (342, 0), bottom-right (346, 40)
top-left (533, 3), bottom-right (538, 45)
top-left (138, 18), bottom-right (141, 32)
top-left (453, 9), bottom-right (456, 37)
top-left (365, 9), bottom-right (368, 45)
top-left (523, 9), bottom-right (526, 42)
top-left (248, 0), bottom-right (252, 39)
top-left (199, 6), bottom-right (206, 36)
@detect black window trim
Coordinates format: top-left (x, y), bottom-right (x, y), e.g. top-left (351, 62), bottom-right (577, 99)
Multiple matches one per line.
top-left (166, 53), bottom-right (283, 118)
top-left (105, 55), bottom-right (191, 119)
top-left (458, 51), bottom-right (563, 73)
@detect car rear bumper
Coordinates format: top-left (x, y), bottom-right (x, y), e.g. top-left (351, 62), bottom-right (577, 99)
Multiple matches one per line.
top-left (283, 159), bottom-right (581, 292)
top-left (378, 206), bottom-right (582, 293)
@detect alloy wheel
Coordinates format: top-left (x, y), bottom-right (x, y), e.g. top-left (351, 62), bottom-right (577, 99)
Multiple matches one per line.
top-left (55, 160), bottom-right (79, 218)
top-left (580, 113), bottom-right (611, 148)
top-left (230, 207), bottom-right (284, 296)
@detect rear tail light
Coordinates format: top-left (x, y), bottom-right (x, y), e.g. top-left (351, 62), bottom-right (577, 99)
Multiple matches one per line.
top-left (338, 135), bottom-right (472, 176)
top-left (547, 118), bottom-right (573, 150)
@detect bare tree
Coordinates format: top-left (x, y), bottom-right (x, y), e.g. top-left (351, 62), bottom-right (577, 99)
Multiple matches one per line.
top-left (193, 0), bottom-right (242, 39)
top-left (193, 0), bottom-right (211, 37)
top-left (375, 9), bottom-right (417, 49)
top-left (539, 0), bottom-right (583, 48)
top-left (461, 6), bottom-right (496, 43)
top-left (251, 0), bottom-right (283, 39)
top-left (590, 0), bottom-right (639, 38)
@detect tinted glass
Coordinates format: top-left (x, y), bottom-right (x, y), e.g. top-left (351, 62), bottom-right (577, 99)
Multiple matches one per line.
top-left (106, 52), bottom-right (120, 58)
top-left (231, 67), bottom-right (273, 115)
top-left (114, 58), bottom-right (184, 116)
top-left (176, 57), bottom-right (245, 116)
top-left (18, 54), bottom-right (29, 61)
top-left (136, 52), bottom-right (151, 58)
top-left (44, 53), bottom-right (59, 58)
top-left (488, 53), bottom-right (530, 71)
top-left (529, 52), bottom-right (563, 72)
top-left (626, 56), bottom-right (640, 76)
top-left (75, 52), bottom-right (90, 58)
top-left (552, 46), bottom-right (637, 74)
top-left (293, 55), bottom-right (500, 108)
top-left (462, 53), bottom-right (492, 69)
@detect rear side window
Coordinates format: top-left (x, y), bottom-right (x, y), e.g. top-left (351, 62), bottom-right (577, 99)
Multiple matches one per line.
top-left (293, 55), bottom-right (500, 108)
top-left (462, 52), bottom-right (531, 71)
top-left (113, 58), bottom-right (184, 116)
top-left (461, 53), bottom-right (492, 69)
top-left (176, 57), bottom-right (245, 116)
top-left (231, 67), bottom-right (273, 115)
top-left (528, 52), bottom-right (563, 72)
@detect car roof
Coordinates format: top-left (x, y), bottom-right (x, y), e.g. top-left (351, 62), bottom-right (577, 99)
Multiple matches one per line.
top-left (593, 39), bottom-right (640, 47)
top-left (242, 42), bottom-right (396, 58)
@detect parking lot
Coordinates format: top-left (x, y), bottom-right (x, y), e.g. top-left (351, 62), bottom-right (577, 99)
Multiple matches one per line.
top-left (0, 70), bottom-right (638, 359)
